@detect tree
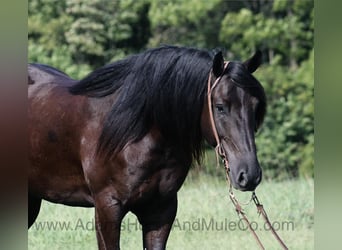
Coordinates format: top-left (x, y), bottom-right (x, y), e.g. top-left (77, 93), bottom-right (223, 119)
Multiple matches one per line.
top-left (28, 0), bottom-right (151, 78)
top-left (148, 0), bottom-right (224, 48)
top-left (219, 0), bottom-right (313, 67)
top-left (254, 48), bottom-right (314, 179)
top-left (65, 0), bottom-right (151, 67)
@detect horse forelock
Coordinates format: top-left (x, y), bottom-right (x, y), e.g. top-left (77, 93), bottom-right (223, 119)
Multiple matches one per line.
top-left (225, 62), bottom-right (267, 130)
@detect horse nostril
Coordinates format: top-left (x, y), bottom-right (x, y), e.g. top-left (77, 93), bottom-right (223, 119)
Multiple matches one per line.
top-left (237, 170), bottom-right (248, 187)
top-left (236, 168), bottom-right (261, 191)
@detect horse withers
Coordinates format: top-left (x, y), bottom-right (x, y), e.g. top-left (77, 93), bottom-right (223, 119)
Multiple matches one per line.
top-left (28, 46), bottom-right (266, 249)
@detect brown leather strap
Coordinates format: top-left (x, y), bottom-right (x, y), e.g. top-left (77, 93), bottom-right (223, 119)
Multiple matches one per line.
top-left (229, 191), bottom-right (265, 249)
top-left (207, 62), bottom-right (229, 155)
top-left (252, 193), bottom-right (289, 250)
top-left (207, 61), bottom-right (230, 173)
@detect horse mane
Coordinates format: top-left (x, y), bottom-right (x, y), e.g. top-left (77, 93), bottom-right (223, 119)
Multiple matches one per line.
top-left (69, 45), bottom-right (266, 161)
top-left (69, 46), bottom-right (213, 161)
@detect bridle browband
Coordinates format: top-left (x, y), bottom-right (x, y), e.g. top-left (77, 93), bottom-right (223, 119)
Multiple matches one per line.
top-left (207, 61), bottom-right (288, 250)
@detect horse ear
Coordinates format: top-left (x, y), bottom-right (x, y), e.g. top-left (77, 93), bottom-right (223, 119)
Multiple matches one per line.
top-left (243, 50), bottom-right (262, 73)
top-left (212, 51), bottom-right (224, 77)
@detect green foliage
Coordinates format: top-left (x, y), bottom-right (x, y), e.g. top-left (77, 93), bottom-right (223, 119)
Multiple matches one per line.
top-left (28, 0), bottom-right (314, 180)
top-left (65, 0), bottom-right (150, 66)
top-left (255, 49), bottom-right (314, 179)
top-left (28, 0), bottom-right (150, 77)
top-left (148, 0), bottom-right (223, 48)
top-left (219, 0), bottom-right (313, 66)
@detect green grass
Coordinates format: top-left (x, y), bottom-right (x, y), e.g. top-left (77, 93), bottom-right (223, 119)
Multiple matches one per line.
top-left (28, 174), bottom-right (313, 250)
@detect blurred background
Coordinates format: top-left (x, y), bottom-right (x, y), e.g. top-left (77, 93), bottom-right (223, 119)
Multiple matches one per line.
top-left (28, 0), bottom-right (314, 249)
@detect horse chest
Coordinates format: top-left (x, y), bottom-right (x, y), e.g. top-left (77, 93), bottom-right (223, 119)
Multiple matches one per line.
top-left (83, 129), bottom-right (192, 208)
top-left (124, 165), bottom-right (188, 210)
top-left (119, 149), bottom-right (191, 207)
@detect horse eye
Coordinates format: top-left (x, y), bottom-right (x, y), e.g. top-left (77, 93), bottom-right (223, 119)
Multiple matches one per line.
top-left (215, 104), bottom-right (224, 113)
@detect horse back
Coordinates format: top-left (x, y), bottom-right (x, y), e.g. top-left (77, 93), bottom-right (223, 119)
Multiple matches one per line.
top-left (28, 63), bottom-right (76, 86)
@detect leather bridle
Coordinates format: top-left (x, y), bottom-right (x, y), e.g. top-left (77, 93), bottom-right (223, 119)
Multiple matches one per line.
top-left (207, 61), bottom-right (230, 174)
top-left (207, 62), bottom-right (288, 250)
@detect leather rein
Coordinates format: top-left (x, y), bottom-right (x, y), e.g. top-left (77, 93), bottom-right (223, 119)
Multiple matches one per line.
top-left (207, 61), bottom-right (288, 250)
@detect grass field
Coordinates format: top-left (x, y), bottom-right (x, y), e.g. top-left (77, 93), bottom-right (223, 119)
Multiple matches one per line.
top-left (28, 174), bottom-right (314, 250)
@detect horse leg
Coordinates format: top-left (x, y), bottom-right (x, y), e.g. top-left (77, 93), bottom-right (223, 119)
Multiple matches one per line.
top-left (28, 193), bottom-right (42, 228)
top-left (136, 195), bottom-right (178, 250)
top-left (94, 193), bottom-right (127, 250)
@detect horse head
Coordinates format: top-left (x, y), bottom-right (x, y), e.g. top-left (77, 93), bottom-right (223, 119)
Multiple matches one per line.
top-left (202, 51), bottom-right (266, 191)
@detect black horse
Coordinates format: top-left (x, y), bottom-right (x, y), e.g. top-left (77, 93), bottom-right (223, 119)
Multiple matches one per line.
top-left (28, 46), bottom-right (266, 249)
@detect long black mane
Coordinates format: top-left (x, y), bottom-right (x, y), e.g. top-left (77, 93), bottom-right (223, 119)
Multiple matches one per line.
top-left (69, 46), bottom-right (266, 162)
top-left (70, 46), bottom-right (213, 161)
